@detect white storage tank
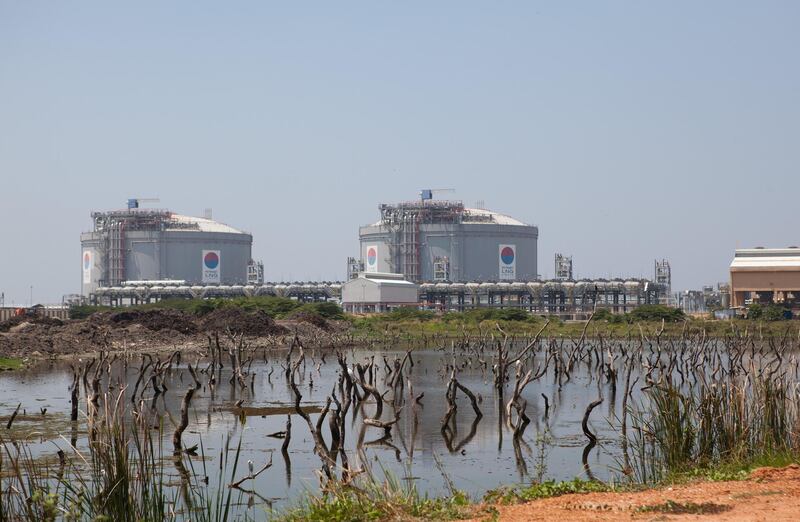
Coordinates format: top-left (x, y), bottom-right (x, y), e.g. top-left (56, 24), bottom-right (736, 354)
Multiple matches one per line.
top-left (359, 199), bottom-right (537, 282)
top-left (81, 207), bottom-right (252, 296)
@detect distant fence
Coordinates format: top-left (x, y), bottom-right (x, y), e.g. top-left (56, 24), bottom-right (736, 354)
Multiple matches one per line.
top-left (0, 307), bottom-right (70, 322)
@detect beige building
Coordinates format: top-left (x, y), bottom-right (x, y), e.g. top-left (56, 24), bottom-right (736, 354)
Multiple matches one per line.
top-left (341, 272), bottom-right (419, 314)
top-left (730, 248), bottom-right (800, 308)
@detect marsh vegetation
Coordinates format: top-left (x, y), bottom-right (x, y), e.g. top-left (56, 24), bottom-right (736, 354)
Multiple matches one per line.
top-left (1, 320), bottom-right (799, 520)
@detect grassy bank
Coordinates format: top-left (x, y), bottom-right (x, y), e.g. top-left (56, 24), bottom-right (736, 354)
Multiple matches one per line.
top-left (349, 314), bottom-right (798, 340)
top-left (274, 453), bottom-right (800, 521)
top-left (61, 299), bottom-right (800, 340)
top-left (278, 477), bottom-right (472, 521)
top-left (0, 356), bottom-right (22, 370)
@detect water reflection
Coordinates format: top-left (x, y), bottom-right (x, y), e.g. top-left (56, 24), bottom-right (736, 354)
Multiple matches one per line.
top-left (0, 342), bottom-right (684, 517)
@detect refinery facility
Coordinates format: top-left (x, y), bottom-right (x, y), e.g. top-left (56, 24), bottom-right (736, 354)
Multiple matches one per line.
top-left (79, 194), bottom-right (672, 317)
top-left (80, 200), bottom-right (254, 296)
top-left (356, 194), bottom-right (538, 282)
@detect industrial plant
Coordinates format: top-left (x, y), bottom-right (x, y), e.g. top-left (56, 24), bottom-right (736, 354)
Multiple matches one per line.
top-left (79, 193), bottom-right (673, 318)
top-left (357, 193), bottom-right (538, 282)
top-left (80, 199), bottom-right (254, 296)
top-left (336, 193), bottom-right (671, 316)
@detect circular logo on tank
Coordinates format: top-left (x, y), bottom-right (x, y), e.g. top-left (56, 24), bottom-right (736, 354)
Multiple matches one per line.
top-left (500, 246), bottom-right (515, 265)
top-left (204, 251), bottom-right (220, 269)
top-left (83, 252), bottom-right (91, 269)
top-left (367, 247), bottom-right (377, 266)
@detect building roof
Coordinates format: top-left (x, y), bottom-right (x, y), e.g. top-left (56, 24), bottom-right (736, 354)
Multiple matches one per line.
top-left (166, 214), bottom-right (246, 234)
top-left (462, 208), bottom-right (526, 226)
top-left (369, 207), bottom-right (527, 227)
top-left (348, 272), bottom-right (417, 287)
top-left (730, 248), bottom-right (800, 270)
top-left (360, 278), bottom-right (417, 286)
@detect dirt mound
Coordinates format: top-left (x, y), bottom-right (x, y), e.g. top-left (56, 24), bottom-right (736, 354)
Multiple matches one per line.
top-left (286, 310), bottom-right (329, 330)
top-left (0, 315), bottom-right (64, 333)
top-left (90, 309), bottom-right (198, 335)
top-left (198, 308), bottom-right (288, 336)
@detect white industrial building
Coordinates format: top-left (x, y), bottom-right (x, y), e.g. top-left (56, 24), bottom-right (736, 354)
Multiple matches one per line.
top-left (341, 272), bottom-right (418, 313)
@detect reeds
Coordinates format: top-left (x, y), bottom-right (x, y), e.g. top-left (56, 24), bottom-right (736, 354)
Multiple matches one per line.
top-left (630, 373), bottom-right (800, 481)
top-left (0, 391), bottom-right (243, 522)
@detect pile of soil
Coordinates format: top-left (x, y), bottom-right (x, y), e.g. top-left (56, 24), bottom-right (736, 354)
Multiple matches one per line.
top-left (0, 306), bottom-right (329, 359)
top-left (90, 309), bottom-right (198, 335)
top-left (286, 310), bottom-right (329, 330)
top-left (198, 308), bottom-right (288, 336)
top-left (0, 315), bottom-right (64, 333)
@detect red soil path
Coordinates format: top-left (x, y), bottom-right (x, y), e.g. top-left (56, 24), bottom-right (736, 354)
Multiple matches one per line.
top-left (469, 465), bottom-right (800, 521)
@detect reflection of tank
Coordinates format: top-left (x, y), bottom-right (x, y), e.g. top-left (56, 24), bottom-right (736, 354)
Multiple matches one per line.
top-left (80, 207), bottom-right (252, 296)
top-left (359, 199), bottom-right (538, 282)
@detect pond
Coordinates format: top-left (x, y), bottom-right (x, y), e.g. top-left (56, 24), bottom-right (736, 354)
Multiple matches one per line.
top-left (0, 336), bottom-right (782, 519)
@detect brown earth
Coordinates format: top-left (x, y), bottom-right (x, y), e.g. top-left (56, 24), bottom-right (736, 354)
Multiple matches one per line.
top-left (285, 309), bottom-right (330, 330)
top-left (0, 308), bottom-right (343, 360)
top-left (0, 314), bottom-right (64, 332)
top-left (469, 464), bottom-right (800, 521)
top-left (197, 307), bottom-right (288, 336)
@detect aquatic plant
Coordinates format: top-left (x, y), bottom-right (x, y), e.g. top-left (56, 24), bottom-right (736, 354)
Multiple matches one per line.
top-left (0, 391), bottom-right (248, 522)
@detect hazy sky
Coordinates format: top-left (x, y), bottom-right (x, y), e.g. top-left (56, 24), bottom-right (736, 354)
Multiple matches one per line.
top-left (1, 2), bottom-right (798, 304)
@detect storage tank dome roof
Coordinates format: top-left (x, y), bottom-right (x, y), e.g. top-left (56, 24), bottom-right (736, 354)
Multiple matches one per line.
top-left (462, 208), bottom-right (527, 226)
top-left (370, 207), bottom-right (528, 227)
top-left (167, 214), bottom-right (245, 234)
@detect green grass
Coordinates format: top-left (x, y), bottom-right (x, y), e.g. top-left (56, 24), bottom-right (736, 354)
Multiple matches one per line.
top-left (349, 314), bottom-right (798, 340)
top-left (0, 357), bottom-right (22, 370)
top-left (484, 478), bottom-right (614, 505)
top-left (280, 459), bottom-right (797, 522)
top-left (666, 452), bottom-right (800, 484)
top-left (277, 476), bottom-right (471, 521)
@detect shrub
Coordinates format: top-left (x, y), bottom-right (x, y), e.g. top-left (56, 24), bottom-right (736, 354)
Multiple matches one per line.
top-left (68, 305), bottom-right (112, 320)
top-left (749, 303), bottom-right (791, 321)
top-left (628, 305), bottom-right (685, 323)
top-left (69, 296), bottom-right (337, 321)
top-left (301, 301), bottom-right (345, 320)
top-left (450, 308), bottom-right (531, 322)
top-left (748, 303), bottom-right (763, 320)
top-left (462, 309), bottom-right (497, 322)
top-left (384, 307), bottom-right (435, 321)
top-left (764, 304), bottom-right (791, 321)
top-left (595, 308), bottom-right (628, 324)
top-left (492, 308), bottom-right (530, 321)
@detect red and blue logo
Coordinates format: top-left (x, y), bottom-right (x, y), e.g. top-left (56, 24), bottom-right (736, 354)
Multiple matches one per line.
top-left (500, 246), bottom-right (515, 265)
top-left (83, 252), bottom-right (91, 270)
top-left (204, 251), bottom-right (219, 269)
top-left (367, 247), bottom-right (377, 266)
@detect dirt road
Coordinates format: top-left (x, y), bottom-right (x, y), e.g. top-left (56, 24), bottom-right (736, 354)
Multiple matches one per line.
top-left (470, 465), bottom-right (800, 521)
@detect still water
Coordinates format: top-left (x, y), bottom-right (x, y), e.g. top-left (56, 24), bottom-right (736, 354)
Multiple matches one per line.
top-left (0, 346), bottom-right (630, 517)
